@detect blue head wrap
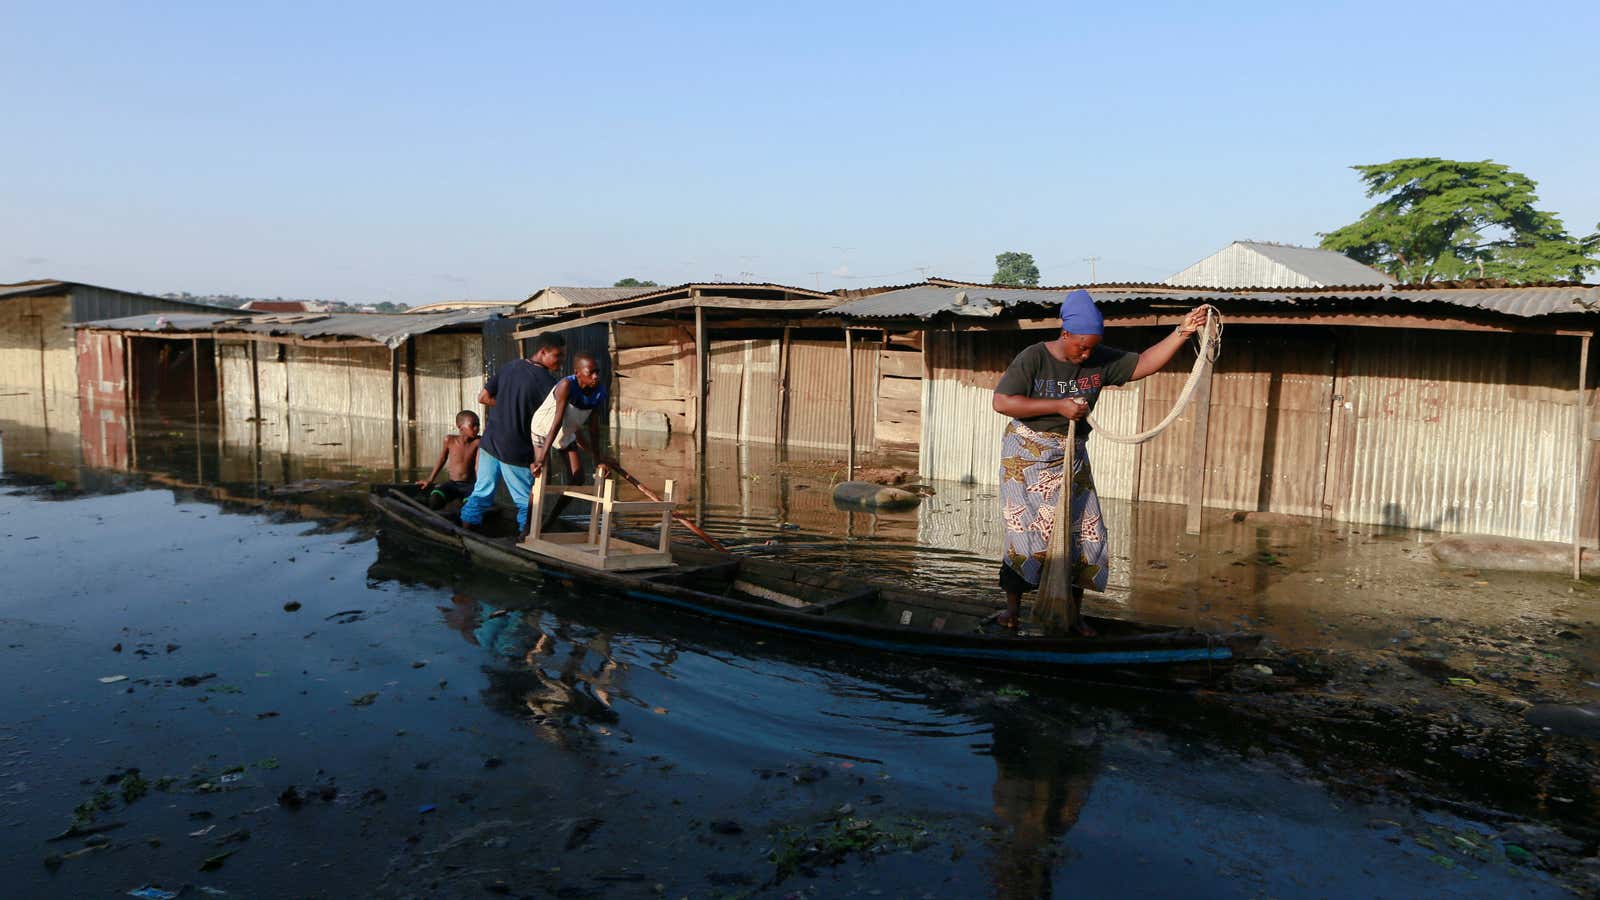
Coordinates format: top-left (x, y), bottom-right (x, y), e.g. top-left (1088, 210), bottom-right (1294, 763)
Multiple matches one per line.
top-left (1059, 289), bottom-right (1103, 336)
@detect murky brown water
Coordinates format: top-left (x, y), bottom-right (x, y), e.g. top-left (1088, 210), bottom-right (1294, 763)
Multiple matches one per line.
top-left (2, 397), bottom-right (1595, 897)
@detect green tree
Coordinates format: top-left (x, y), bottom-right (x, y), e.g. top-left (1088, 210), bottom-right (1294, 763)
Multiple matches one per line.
top-left (1319, 158), bottom-right (1600, 283)
top-left (613, 278), bottom-right (659, 288)
top-left (992, 251), bottom-right (1040, 286)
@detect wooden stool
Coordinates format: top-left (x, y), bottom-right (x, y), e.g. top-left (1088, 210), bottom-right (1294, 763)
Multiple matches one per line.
top-left (517, 467), bottom-right (676, 571)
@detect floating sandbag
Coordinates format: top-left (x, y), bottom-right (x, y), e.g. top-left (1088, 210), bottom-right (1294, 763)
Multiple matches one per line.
top-left (831, 481), bottom-right (925, 511)
top-left (1431, 535), bottom-right (1598, 576)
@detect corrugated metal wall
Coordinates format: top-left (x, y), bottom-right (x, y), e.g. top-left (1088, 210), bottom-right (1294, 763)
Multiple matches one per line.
top-left (705, 339), bottom-right (745, 440)
top-left (741, 338), bottom-right (781, 443)
top-left (280, 344), bottom-right (395, 418)
top-left (413, 333), bottom-right (484, 428)
top-left (924, 324), bottom-right (1595, 544)
top-left (73, 330), bottom-right (129, 470)
top-left (1330, 330), bottom-right (1585, 543)
top-left (784, 337), bottom-right (879, 452)
top-left (68, 285), bottom-right (220, 323)
top-left (0, 294), bottom-right (75, 395)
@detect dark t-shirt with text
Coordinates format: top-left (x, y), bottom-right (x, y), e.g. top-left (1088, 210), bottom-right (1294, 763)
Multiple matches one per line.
top-left (480, 360), bottom-right (558, 466)
top-left (993, 342), bottom-right (1139, 436)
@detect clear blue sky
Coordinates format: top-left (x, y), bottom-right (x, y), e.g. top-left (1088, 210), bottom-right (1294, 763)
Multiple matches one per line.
top-left (4, 1), bottom-right (1598, 302)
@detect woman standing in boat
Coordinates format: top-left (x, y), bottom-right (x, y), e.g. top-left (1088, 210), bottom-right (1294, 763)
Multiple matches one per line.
top-left (991, 290), bottom-right (1208, 634)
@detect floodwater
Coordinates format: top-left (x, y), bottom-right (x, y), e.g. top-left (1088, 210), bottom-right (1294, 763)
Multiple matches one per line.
top-left (1, 401), bottom-right (1594, 897)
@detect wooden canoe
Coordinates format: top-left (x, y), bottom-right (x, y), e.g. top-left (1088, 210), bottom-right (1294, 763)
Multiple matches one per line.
top-left (368, 485), bottom-right (1262, 685)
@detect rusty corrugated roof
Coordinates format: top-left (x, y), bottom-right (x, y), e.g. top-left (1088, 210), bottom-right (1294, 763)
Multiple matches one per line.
top-left (830, 283), bottom-right (1600, 320)
top-left (79, 309), bottom-right (504, 348)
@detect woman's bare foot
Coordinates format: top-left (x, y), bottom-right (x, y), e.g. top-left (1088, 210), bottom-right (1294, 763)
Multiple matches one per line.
top-left (1067, 619), bottom-right (1098, 638)
top-left (994, 612), bottom-right (1021, 631)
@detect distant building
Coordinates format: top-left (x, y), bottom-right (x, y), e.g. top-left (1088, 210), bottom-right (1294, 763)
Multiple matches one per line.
top-left (239, 299), bottom-right (331, 313)
top-left (407, 300), bottom-right (519, 314)
top-left (1166, 241), bottom-right (1394, 289)
top-left (519, 286), bottom-right (664, 314)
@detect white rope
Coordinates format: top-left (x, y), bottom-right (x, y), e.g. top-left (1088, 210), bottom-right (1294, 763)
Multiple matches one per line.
top-left (1085, 305), bottom-right (1222, 445)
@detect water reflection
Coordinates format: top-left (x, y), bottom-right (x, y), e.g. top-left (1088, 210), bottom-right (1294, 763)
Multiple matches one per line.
top-left (986, 710), bottom-right (1102, 899)
top-left (2, 396), bottom-right (1460, 679)
top-left (374, 532), bottom-right (1121, 897)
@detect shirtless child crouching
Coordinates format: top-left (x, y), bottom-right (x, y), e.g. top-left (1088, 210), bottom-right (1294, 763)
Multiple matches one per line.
top-left (419, 410), bottom-right (481, 511)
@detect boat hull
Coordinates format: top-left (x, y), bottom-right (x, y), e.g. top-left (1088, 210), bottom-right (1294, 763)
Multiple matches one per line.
top-left (369, 486), bottom-right (1261, 684)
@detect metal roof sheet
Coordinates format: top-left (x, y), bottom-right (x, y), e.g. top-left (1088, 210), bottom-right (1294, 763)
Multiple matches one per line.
top-left (0, 279), bottom-right (243, 312)
top-left (829, 284), bottom-right (1600, 320)
top-left (1164, 241), bottom-right (1395, 288)
top-left (79, 309), bottom-right (504, 348)
top-left (73, 312), bottom-right (242, 333)
top-left (521, 286), bottom-right (661, 309)
top-left (407, 299), bottom-right (519, 313)
top-left (1237, 242), bottom-right (1395, 286)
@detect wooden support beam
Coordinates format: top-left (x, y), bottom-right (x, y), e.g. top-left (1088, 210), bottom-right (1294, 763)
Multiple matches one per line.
top-left (405, 337), bottom-right (417, 423)
top-left (607, 321), bottom-right (619, 434)
top-left (694, 301), bottom-right (707, 457)
top-left (190, 337), bottom-right (201, 407)
top-left (777, 325), bottom-right (792, 446)
top-left (511, 295), bottom-right (839, 339)
top-left (389, 346), bottom-right (401, 474)
top-left (1184, 364), bottom-right (1215, 536)
top-left (248, 340), bottom-right (261, 423)
top-left (1575, 333), bottom-right (1592, 580)
top-left (845, 328), bottom-right (856, 479)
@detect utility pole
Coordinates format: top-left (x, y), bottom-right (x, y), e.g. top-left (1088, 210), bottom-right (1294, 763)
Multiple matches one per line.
top-left (1082, 256), bottom-right (1101, 283)
top-left (807, 271), bottom-right (823, 290)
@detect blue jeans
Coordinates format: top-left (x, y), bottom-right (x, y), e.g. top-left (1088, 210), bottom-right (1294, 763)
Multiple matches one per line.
top-left (458, 448), bottom-right (532, 531)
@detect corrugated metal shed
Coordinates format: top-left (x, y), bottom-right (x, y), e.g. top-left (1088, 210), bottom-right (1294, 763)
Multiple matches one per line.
top-left (829, 284), bottom-right (1600, 321)
top-left (1165, 241), bottom-right (1395, 289)
top-left (0, 280), bottom-right (242, 313)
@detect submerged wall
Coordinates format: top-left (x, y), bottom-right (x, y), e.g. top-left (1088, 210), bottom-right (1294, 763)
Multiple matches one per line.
top-left (921, 325), bottom-right (1599, 545)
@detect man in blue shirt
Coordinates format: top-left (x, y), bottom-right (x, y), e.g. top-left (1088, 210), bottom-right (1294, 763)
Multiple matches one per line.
top-left (459, 332), bottom-right (565, 533)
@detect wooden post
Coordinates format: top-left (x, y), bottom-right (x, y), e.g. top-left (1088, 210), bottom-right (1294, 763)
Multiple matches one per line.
top-left (248, 341), bottom-right (261, 421)
top-left (389, 346), bottom-right (400, 474)
top-left (777, 324), bottom-right (792, 447)
top-left (526, 465), bottom-right (546, 544)
top-left (405, 337), bottom-right (417, 424)
top-left (845, 328), bottom-right (855, 479)
top-left (1575, 333), bottom-right (1592, 580)
top-left (596, 477), bottom-right (615, 559)
top-left (607, 321), bottom-right (619, 434)
top-left (192, 337), bottom-right (203, 482)
top-left (191, 337), bottom-right (201, 408)
top-left (587, 479), bottom-right (601, 545)
top-left (659, 479), bottom-right (676, 554)
top-left (695, 301), bottom-right (707, 457)
top-left (1184, 364), bottom-right (1214, 536)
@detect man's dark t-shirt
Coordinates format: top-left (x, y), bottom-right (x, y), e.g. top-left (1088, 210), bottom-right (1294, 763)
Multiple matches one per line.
top-left (994, 342), bottom-right (1139, 437)
top-left (479, 360), bottom-right (558, 466)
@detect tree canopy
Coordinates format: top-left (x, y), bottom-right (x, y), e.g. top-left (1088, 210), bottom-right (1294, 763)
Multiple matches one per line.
top-left (613, 278), bottom-right (659, 288)
top-left (1319, 158), bottom-right (1600, 283)
top-left (992, 251), bottom-right (1040, 286)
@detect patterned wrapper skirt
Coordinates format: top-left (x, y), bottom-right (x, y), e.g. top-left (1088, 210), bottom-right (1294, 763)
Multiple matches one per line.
top-left (998, 419), bottom-right (1110, 593)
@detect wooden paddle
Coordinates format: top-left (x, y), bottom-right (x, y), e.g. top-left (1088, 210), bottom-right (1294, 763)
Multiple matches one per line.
top-left (599, 461), bottom-right (729, 552)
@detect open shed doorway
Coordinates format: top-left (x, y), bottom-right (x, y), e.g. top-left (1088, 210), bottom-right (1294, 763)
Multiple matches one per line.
top-left (128, 336), bottom-right (217, 409)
